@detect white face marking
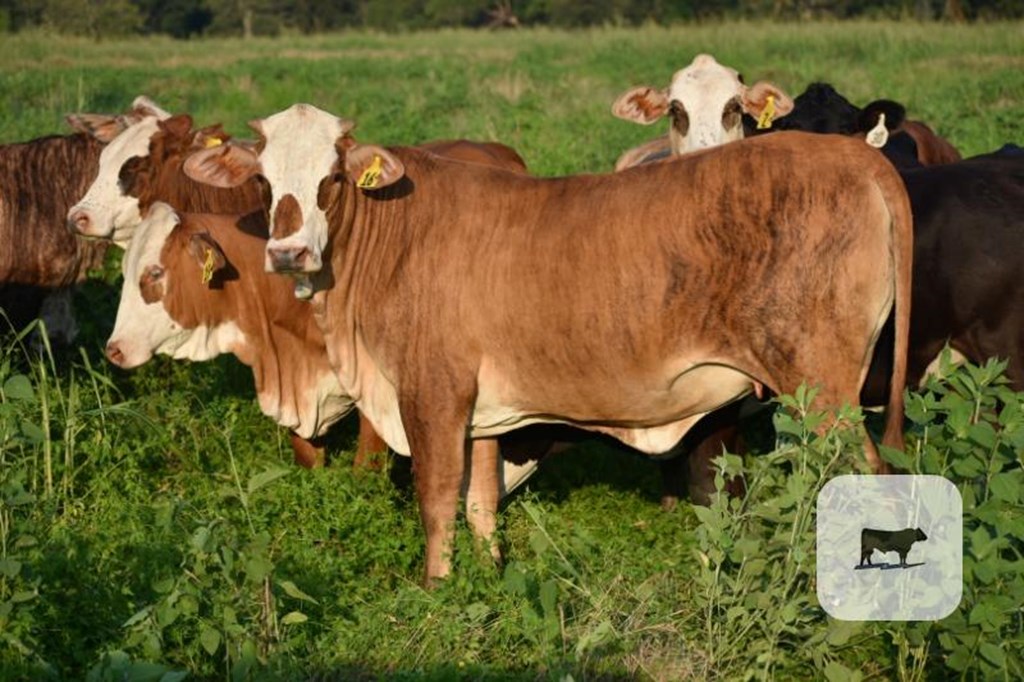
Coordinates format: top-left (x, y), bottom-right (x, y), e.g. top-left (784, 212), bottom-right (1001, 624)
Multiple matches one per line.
top-left (69, 116), bottom-right (164, 246)
top-left (107, 202), bottom-right (244, 368)
top-left (666, 54), bottom-right (746, 154)
top-left (259, 104), bottom-right (348, 273)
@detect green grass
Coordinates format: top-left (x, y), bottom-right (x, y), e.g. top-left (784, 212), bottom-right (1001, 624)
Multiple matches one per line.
top-left (0, 22), bottom-right (1023, 680)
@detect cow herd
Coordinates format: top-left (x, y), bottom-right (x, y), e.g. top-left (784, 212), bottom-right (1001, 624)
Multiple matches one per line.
top-left (1, 53), bottom-right (1021, 584)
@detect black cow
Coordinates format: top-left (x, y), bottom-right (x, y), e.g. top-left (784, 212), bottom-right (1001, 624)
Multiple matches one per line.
top-left (858, 147), bottom-right (1024, 398)
top-left (762, 82), bottom-right (961, 166)
top-left (860, 527), bottom-right (928, 568)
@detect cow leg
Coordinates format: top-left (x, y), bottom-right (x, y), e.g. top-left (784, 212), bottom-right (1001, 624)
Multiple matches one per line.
top-left (659, 402), bottom-right (746, 510)
top-left (401, 393), bottom-right (471, 586)
top-left (353, 411), bottom-right (389, 470)
top-left (464, 438), bottom-right (501, 562)
top-left (289, 432), bottom-right (326, 468)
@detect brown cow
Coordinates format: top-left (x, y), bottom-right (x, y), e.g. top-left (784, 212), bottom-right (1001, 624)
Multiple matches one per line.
top-left (104, 202), bottom-right (537, 557)
top-left (186, 104), bottom-right (912, 583)
top-left (0, 132), bottom-right (110, 343)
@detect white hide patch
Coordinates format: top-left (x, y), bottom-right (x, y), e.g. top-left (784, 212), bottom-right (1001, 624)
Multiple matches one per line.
top-left (258, 104), bottom-right (348, 272)
top-left (259, 367), bottom-right (354, 440)
top-left (108, 203), bottom-right (244, 368)
top-left (472, 355), bottom-right (755, 455)
top-left (666, 54), bottom-right (746, 154)
top-left (69, 116), bottom-right (165, 246)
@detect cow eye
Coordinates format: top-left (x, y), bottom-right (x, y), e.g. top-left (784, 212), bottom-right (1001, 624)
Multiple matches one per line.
top-left (668, 100), bottom-right (690, 137)
top-left (139, 264), bottom-right (165, 304)
top-left (118, 156), bottom-right (149, 196)
top-left (737, 72), bottom-right (746, 85)
top-left (143, 264), bottom-right (164, 281)
top-left (722, 97), bottom-right (743, 130)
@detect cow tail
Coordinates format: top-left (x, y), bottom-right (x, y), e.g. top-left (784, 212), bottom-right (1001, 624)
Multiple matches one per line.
top-left (877, 166), bottom-right (913, 455)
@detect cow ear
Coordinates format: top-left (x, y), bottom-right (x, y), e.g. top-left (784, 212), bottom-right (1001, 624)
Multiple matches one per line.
top-left (65, 113), bottom-right (130, 143)
top-left (131, 95), bottom-right (171, 120)
top-left (742, 82), bottom-right (795, 129)
top-left (184, 142), bottom-right (261, 189)
top-left (188, 233), bottom-right (227, 285)
top-left (611, 86), bottom-right (669, 124)
top-left (192, 124), bottom-right (231, 150)
top-left (159, 114), bottom-right (194, 140)
top-left (344, 144), bottom-right (405, 190)
top-left (858, 100), bottom-right (906, 133)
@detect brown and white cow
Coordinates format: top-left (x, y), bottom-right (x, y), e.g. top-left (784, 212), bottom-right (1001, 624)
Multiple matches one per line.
top-left (186, 103), bottom-right (912, 583)
top-left (68, 108), bottom-right (534, 482)
top-left (105, 201), bottom-right (538, 556)
top-left (611, 54), bottom-right (794, 169)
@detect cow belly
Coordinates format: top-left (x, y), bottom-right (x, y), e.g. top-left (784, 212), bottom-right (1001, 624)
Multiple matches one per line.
top-left (473, 362), bottom-right (754, 454)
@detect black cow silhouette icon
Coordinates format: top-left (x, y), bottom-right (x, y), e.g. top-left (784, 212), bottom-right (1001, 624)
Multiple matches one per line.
top-left (859, 527), bottom-right (928, 569)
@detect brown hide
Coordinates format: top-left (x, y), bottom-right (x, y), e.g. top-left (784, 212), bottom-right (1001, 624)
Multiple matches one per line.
top-left (418, 139), bottom-right (528, 173)
top-left (314, 130), bottom-right (912, 580)
top-left (0, 134), bottom-right (109, 331)
top-left (899, 120), bottom-right (962, 166)
top-left (129, 124), bottom-right (264, 218)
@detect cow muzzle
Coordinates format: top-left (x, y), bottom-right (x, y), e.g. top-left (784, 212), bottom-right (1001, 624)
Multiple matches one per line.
top-left (266, 245), bottom-right (317, 274)
top-left (67, 207), bottom-right (94, 235)
top-left (105, 340), bottom-right (127, 367)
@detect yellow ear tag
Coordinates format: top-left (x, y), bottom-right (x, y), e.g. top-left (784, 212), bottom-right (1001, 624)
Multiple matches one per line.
top-left (866, 113), bottom-right (889, 148)
top-left (357, 154), bottom-right (384, 189)
top-left (204, 137), bottom-right (224, 148)
top-left (201, 247), bottom-right (216, 284)
top-left (756, 95), bottom-right (776, 130)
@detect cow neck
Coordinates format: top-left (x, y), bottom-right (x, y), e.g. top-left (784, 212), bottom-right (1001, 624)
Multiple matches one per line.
top-left (0, 133), bottom-right (108, 286)
top-left (162, 215), bottom-right (340, 436)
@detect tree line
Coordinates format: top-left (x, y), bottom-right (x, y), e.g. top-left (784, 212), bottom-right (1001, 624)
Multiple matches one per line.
top-left (0, 0), bottom-right (1021, 39)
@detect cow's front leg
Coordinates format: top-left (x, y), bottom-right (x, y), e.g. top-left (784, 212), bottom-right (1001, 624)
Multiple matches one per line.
top-left (465, 438), bottom-right (501, 562)
top-left (401, 394), bottom-right (471, 586)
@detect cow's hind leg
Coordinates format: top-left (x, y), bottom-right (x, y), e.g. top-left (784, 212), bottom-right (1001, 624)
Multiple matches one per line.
top-left (353, 411), bottom-right (389, 470)
top-left (774, 360), bottom-right (891, 473)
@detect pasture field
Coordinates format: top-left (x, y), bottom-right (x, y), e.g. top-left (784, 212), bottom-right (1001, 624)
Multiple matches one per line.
top-left (1, 21), bottom-right (1023, 681)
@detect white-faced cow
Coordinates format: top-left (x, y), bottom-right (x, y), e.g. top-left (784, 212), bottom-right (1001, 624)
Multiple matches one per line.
top-left (185, 103), bottom-right (912, 583)
top-left (611, 53), bottom-right (794, 169)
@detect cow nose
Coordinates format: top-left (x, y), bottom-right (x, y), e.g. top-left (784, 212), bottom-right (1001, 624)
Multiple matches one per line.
top-left (105, 341), bottom-right (125, 367)
top-left (267, 246), bottom-right (309, 273)
top-left (67, 208), bottom-right (91, 235)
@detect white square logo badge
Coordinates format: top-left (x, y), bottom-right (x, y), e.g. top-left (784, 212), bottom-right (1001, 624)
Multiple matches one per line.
top-left (816, 475), bottom-right (962, 620)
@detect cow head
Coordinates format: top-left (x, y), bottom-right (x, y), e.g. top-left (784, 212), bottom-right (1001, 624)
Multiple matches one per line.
top-left (771, 83), bottom-right (907, 142)
top-left (106, 202), bottom-right (237, 369)
top-left (184, 103), bottom-right (405, 275)
top-left (612, 54), bottom-right (794, 155)
top-left (66, 96), bottom-right (172, 245)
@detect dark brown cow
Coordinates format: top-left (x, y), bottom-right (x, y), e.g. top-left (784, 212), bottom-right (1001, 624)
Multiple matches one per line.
top-left (0, 132), bottom-right (109, 342)
top-left (187, 104), bottom-right (912, 583)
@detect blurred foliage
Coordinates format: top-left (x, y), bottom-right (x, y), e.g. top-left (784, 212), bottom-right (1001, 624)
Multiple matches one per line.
top-left (0, 0), bottom-right (1022, 37)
